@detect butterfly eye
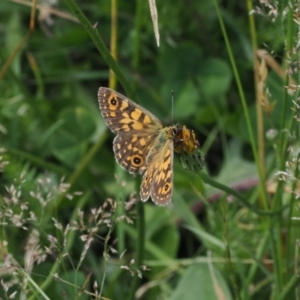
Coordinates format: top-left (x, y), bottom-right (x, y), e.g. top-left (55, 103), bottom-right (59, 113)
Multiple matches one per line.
top-left (172, 127), bottom-right (178, 136)
top-left (131, 155), bottom-right (144, 167)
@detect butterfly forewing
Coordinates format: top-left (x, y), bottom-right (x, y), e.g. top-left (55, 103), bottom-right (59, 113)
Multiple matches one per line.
top-left (98, 87), bottom-right (162, 133)
top-left (113, 132), bottom-right (156, 174)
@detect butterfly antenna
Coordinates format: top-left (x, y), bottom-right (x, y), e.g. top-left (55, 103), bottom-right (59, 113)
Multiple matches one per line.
top-left (171, 90), bottom-right (174, 122)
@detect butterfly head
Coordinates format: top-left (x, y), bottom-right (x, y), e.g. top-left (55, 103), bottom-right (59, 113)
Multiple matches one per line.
top-left (172, 124), bottom-right (205, 173)
top-left (173, 124), bottom-right (199, 153)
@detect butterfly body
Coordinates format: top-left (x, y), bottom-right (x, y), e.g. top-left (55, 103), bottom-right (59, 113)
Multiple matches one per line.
top-left (98, 87), bottom-right (204, 206)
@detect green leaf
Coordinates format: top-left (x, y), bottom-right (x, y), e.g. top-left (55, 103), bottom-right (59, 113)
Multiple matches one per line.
top-left (145, 205), bottom-right (179, 257)
top-left (198, 58), bottom-right (232, 98)
top-left (159, 42), bottom-right (204, 81)
top-left (174, 81), bottom-right (199, 119)
top-left (170, 264), bottom-right (232, 300)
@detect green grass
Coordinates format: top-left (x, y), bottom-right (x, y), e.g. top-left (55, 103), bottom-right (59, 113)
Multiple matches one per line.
top-left (1, 0), bottom-right (300, 299)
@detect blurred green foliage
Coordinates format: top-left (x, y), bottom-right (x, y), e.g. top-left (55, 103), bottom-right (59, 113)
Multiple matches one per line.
top-left (0, 0), bottom-right (299, 299)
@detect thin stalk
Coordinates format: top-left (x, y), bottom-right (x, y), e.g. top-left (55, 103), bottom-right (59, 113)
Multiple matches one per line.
top-left (199, 172), bottom-right (281, 216)
top-left (275, 266), bottom-right (300, 300)
top-left (244, 232), bottom-right (270, 291)
top-left (0, 31), bottom-right (31, 81)
top-left (246, 0), bottom-right (265, 183)
top-left (285, 153), bottom-right (300, 280)
top-left (8, 148), bottom-right (69, 175)
top-left (126, 200), bottom-right (145, 300)
top-left (126, 1), bottom-right (146, 298)
top-left (131, 0), bottom-right (143, 92)
top-left (115, 168), bottom-right (126, 255)
top-left (109, 0), bottom-right (118, 89)
top-left (271, 6), bottom-right (295, 293)
top-left (212, 0), bottom-right (269, 212)
top-left (100, 211), bottom-right (119, 297)
top-left (221, 198), bottom-right (241, 300)
top-left (26, 52), bottom-right (44, 99)
top-left (106, 0), bottom-right (127, 260)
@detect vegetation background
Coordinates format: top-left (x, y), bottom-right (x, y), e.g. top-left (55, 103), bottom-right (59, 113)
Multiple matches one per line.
top-left (1, 0), bottom-right (300, 299)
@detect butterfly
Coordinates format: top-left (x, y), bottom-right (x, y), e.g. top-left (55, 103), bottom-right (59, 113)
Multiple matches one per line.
top-left (98, 87), bottom-right (204, 206)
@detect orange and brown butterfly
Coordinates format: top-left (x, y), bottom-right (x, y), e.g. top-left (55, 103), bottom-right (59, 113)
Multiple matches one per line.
top-left (98, 87), bottom-right (204, 206)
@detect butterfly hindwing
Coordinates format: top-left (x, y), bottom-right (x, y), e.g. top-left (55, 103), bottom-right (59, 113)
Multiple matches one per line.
top-left (113, 132), bottom-right (155, 174)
